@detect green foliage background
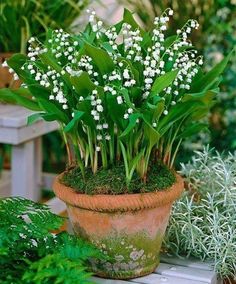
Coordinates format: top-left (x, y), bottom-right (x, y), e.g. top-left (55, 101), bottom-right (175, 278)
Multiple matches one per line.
top-left (0, 0), bottom-right (88, 53)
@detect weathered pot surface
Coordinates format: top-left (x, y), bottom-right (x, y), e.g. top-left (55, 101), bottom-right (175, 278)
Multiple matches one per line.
top-left (53, 173), bottom-right (184, 279)
top-left (0, 53), bottom-right (21, 89)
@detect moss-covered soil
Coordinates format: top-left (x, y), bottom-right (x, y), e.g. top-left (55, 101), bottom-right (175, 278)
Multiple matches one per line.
top-left (61, 163), bottom-right (176, 195)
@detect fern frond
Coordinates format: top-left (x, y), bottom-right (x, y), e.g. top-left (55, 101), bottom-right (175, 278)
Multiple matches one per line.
top-left (0, 197), bottom-right (101, 284)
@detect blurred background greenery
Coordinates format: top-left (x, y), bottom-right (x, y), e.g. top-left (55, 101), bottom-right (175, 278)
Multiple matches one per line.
top-left (0, 0), bottom-right (235, 175)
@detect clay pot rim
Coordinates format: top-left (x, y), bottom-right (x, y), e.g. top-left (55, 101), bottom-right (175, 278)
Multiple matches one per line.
top-left (53, 172), bottom-right (184, 212)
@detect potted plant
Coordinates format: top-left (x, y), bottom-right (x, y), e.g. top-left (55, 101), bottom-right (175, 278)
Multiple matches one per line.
top-left (0, 0), bottom-right (88, 88)
top-left (0, 8), bottom-right (230, 279)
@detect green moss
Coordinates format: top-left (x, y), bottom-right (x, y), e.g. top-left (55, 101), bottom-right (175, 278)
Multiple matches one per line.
top-left (61, 162), bottom-right (176, 195)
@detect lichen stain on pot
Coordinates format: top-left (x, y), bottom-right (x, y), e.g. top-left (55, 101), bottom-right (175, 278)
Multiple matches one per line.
top-left (87, 230), bottom-right (164, 279)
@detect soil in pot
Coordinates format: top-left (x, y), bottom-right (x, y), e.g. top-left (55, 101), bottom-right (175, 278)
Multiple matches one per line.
top-left (53, 164), bottom-right (184, 279)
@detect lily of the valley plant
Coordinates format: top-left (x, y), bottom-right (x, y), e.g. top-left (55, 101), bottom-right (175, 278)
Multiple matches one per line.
top-left (0, 9), bottom-right (230, 186)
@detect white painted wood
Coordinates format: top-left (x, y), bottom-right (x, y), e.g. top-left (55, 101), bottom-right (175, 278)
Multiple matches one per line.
top-left (0, 104), bottom-right (32, 127)
top-left (0, 108), bottom-right (34, 127)
top-left (156, 263), bottom-right (216, 284)
top-left (91, 277), bottom-right (134, 284)
top-left (0, 120), bottom-right (58, 145)
top-left (34, 137), bottom-right (43, 191)
top-left (0, 104), bottom-right (21, 116)
top-left (0, 105), bottom-right (59, 200)
top-left (45, 197), bottom-right (67, 215)
top-left (130, 273), bottom-right (208, 284)
top-left (11, 140), bottom-right (39, 201)
top-left (160, 254), bottom-right (214, 271)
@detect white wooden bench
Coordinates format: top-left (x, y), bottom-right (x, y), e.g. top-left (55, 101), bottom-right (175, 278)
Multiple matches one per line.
top-left (0, 104), bottom-right (58, 201)
top-left (92, 254), bottom-right (221, 284)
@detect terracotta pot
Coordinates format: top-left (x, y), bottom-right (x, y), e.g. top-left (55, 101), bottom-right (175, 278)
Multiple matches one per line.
top-left (0, 53), bottom-right (21, 89)
top-left (53, 173), bottom-right (184, 279)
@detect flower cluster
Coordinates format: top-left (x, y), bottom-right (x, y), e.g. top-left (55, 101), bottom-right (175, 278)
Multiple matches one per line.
top-left (2, 8), bottom-right (225, 183)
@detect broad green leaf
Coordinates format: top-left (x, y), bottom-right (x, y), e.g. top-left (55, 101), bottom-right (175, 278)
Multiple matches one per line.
top-left (83, 43), bottom-right (115, 74)
top-left (164, 35), bottom-right (178, 48)
top-left (151, 69), bottom-right (179, 94)
top-left (177, 123), bottom-right (208, 139)
top-left (120, 88), bottom-right (134, 108)
top-left (39, 52), bottom-right (72, 87)
top-left (147, 100), bottom-right (165, 121)
top-left (76, 99), bottom-right (95, 129)
top-left (27, 113), bottom-right (44, 125)
top-left (28, 85), bottom-right (51, 100)
top-left (7, 53), bottom-right (28, 73)
top-left (70, 72), bottom-right (96, 98)
top-left (0, 88), bottom-right (40, 111)
top-left (123, 8), bottom-right (144, 35)
top-left (64, 111), bottom-right (84, 132)
top-left (27, 112), bottom-right (58, 125)
top-left (106, 95), bottom-right (126, 129)
top-left (191, 51), bottom-right (233, 92)
top-left (182, 89), bottom-right (218, 105)
top-left (157, 101), bottom-right (201, 136)
top-left (7, 54), bottom-right (35, 83)
top-left (120, 113), bottom-right (142, 138)
top-left (143, 115), bottom-right (160, 147)
top-left (38, 99), bottom-right (68, 124)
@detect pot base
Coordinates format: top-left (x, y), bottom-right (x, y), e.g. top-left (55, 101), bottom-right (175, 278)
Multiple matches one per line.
top-left (93, 261), bottom-right (159, 279)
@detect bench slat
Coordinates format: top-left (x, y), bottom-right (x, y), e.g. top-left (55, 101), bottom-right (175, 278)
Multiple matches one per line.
top-left (0, 108), bottom-right (34, 127)
top-left (91, 277), bottom-right (134, 284)
top-left (130, 273), bottom-right (209, 284)
top-left (160, 254), bottom-right (214, 271)
top-left (0, 121), bottom-right (58, 144)
top-left (156, 263), bottom-right (216, 284)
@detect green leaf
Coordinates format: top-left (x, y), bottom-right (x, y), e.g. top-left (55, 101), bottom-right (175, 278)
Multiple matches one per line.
top-left (151, 69), bottom-right (179, 94)
top-left (182, 89), bottom-right (218, 105)
top-left (147, 100), bottom-right (165, 121)
top-left (0, 88), bottom-right (41, 111)
top-left (191, 51), bottom-right (233, 92)
top-left (70, 72), bottom-right (96, 98)
top-left (64, 111), bottom-right (84, 132)
top-left (7, 53), bottom-right (28, 73)
top-left (164, 35), bottom-right (178, 48)
top-left (38, 99), bottom-right (68, 124)
top-left (177, 123), bottom-right (208, 139)
top-left (120, 113), bottom-right (141, 138)
top-left (120, 88), bottom-right (134, 108)
top-left (27, 113), bottom-right (44, 125)
top-left (143, 115), bottom-right (160, 147)
top-left (157, 101), bottom-right (201, 136)
top-left (83, 43), bottom-right (115, 74)
top-left (27, 112), bottom-right (58, 125)
top-left (123, 8), bottom-right (144, 35)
